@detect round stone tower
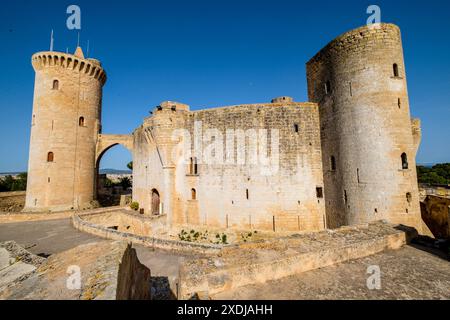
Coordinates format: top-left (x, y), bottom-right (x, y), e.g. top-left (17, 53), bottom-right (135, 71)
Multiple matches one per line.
top-left (306, 23), bottom-right (422, 231)
top-left (24, 47), bottom-right (107, 212)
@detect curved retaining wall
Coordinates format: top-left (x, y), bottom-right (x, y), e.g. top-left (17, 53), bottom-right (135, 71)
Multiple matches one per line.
top-left (72, 212), bottom-right (229, 255)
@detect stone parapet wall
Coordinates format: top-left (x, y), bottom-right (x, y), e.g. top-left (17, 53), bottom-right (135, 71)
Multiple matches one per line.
top-left (419, 184), bottom-right (450, 201)
top-left (179, 221), bottom-right (412, 299)
top-left (72, 213), bottom-right (226, 255)
top-left (0, 206), bottom-right (121, 224)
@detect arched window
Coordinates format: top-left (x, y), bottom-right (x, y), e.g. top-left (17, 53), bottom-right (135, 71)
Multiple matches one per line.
top-left (52, 80), bottom-right (59, 90)
top-left (191, 188), bottom-right (197, 200)
top-left (47, 152), bottom-right (54, 162)
top-left (401, 153), bottom-right (408, 169)
top-left (393, 64), bottom-right (399, 77)
top-left (79, 116), bottom-right (85, 127)
top-left (151, 189), bottom-right (160, 215)
top-left (330, 156), bottom-right (336, 171)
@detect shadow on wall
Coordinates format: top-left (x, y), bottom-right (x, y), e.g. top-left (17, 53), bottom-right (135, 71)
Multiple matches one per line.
top-left (151, 276), bottom-right (177, 300)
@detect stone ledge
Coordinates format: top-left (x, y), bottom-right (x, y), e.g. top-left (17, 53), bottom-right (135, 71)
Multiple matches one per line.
top-left (72, 213), bottom-right (228, 255)
top-left (178, 221), bottom-right (413, 299)
top-left (0, 206), bottom-right (123, 224)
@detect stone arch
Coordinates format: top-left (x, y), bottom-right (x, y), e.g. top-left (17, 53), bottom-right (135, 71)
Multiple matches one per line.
top-left (95, 134), bottom-right (134, 200)
top-left (95, 134), bottom-right (133, 166)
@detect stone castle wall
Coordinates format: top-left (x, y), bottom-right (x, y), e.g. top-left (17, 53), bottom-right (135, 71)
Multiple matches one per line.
top-left (25, 23), bottom-right (424, 235)
top-left (306, 23), bottom-right (422, 231)
top-left (133, 100), bottom-right (326, 232)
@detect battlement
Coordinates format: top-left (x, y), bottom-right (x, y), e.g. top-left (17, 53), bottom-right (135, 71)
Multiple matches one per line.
top-left (152, 101), bottom-right (190, 113)
top-left (271, 96), bottom-right (293, 103)
top-left (31, 49), bottom-right (107, 85)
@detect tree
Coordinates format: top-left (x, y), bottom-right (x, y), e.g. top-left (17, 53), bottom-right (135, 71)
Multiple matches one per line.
top-left (417, 164), bottom-right (450, 185)
top-left (119, 176), bottom-right (132, 190)
top-left (127, 161), bottom-right (133, 171)
top-left (0, 173), bottom-right (27, 192)
top-left (0, 175), bottom-right (15, 191)
top-left (104, 177), bottom-right (114, 188)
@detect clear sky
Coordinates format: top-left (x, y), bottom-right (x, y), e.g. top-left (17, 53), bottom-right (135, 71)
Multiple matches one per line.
top-left (0, 0), bottom-right (449, 172)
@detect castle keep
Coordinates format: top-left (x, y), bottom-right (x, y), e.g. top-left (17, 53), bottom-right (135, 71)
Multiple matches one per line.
top-left (24, 23), bottom-right (423, 233)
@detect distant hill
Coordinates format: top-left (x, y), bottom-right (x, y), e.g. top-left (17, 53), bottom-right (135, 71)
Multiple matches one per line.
top-left (0, 172), bottom-right (24, 177)
top-left (99, 169), bottom-right (132, 175)
top-left (417, 163), bottom-right (436, 168)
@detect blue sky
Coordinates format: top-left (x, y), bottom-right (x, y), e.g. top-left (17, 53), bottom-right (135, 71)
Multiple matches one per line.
top-left (0, 0), bottom-right (449, 172)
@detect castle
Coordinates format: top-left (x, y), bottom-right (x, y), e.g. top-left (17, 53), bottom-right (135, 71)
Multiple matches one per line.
top-left (24, 23), bottom-right (424, 233)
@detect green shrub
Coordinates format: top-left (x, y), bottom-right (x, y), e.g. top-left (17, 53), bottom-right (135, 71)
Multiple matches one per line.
top-left (130, 202), bottom-right (139, 211)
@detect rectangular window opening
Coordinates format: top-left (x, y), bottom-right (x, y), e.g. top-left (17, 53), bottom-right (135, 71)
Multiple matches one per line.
top-left (316, 187), bottom-right (323, 199)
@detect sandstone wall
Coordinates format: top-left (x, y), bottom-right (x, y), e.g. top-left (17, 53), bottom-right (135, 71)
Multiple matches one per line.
top-left (25, 49), bottom-right (106, 212)
top-left (306, 23), bottom-right (422, 231)
top-left (72, 213), bottom-right (224, 254)
top-left (133, 100), bottom-right (326, 232)
top-left (81, 210), bottom-right (166, 236)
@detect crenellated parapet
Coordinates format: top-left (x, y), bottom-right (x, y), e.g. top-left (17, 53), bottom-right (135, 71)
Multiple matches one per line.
top-left (31, 51), bottom-right (107, 85)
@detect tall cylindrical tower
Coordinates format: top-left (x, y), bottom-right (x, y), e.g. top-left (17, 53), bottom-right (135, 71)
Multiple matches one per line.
top-left (24, 47), bottom-right (107, 212)
top-left (306, 24), bottom-right (422, 231)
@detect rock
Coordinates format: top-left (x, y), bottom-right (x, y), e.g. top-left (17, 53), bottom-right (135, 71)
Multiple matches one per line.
top-left (0, 240), bottom-right (151, 300)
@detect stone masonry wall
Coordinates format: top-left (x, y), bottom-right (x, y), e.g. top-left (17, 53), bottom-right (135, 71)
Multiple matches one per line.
top-left (25, 49), bottom-right (106, 212)
top-left (306, 23), bottom-right (422, 232)
top-left (133, 100), bottom-right (326, 232)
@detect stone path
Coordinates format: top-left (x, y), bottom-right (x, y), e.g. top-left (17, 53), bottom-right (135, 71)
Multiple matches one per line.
top-left (0, 219), bottom-right (99, 256)
top-left (1, 218), bottom-right (449, 300)
top-left (212, 246), bottom-right (450, 300)
top-left (0, 218), bottom-right (197, 299)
